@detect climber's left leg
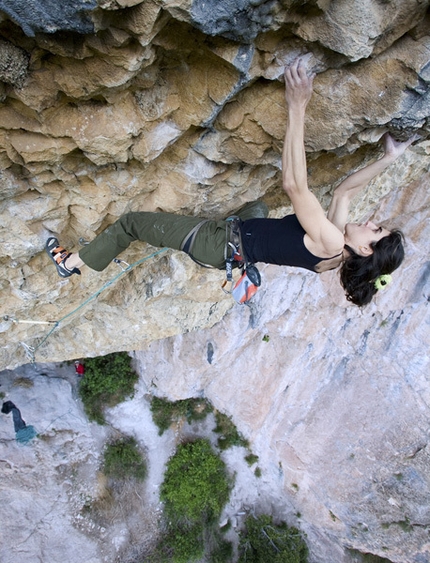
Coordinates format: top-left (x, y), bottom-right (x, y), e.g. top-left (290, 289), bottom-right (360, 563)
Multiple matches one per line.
top-left (78, 212), bottom-right (205, 272)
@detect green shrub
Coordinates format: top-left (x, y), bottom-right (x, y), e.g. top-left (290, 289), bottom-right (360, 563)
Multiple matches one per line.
top-left (161, 438), bottom-right (230, 523)
top-left (238, 514), bottom-right (308, 563)
top-left (13, 377), bottom-right (34, 388)
top-left (146, 522), bottom-right (204, 563)
top-left (150, 396), bottom-right (213, 435)
top-left (170, 524), bottom-right (205, 563)
top-left (150, 512), bottom-right (233, 563)
top-left (207, 534), bottom-right (233, 563)
top-left (214, 411), bottom-right (249, 450)
top-left (245, 453), bottom-right (259, 466)
top-left (103, 436), bottom-right (147, 481)
top-left (78, 352), bottom-right (138, 424)
top-left (148, 439), bottom-right (232, 563)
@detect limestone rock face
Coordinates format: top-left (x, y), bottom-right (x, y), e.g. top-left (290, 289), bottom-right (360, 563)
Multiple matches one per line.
top-left (131, 170), bottom-right (430, 563)
top-left (0, 0), bottom-right (429, 371)
top-left (0, 371), bottom-right (104, 563)
top-left (0, 364), bottom-right (163, 563)
top-left (0, 1), bottom-right (429, 561)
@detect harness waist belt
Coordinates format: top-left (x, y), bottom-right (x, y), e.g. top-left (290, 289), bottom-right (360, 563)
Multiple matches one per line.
top-left (180, 220), bottom-right (208, 254)
top-left (180, 220), bottom-right (214, 269)
top-left (224, 216), bottom-right (246, 265)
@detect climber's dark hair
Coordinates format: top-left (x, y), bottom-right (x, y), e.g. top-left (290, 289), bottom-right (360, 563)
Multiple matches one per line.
top-left (339, 229), bottom-right (405, 307)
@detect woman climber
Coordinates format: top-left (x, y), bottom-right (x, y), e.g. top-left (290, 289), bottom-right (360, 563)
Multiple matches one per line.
top-left (46, 59), bottom-right (417, 307)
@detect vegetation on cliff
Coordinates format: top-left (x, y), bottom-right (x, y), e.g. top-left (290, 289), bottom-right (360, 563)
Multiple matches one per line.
top-left (78, 352), bottom-right (138, 424)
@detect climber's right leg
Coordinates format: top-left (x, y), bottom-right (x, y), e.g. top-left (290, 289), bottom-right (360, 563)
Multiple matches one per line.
top-left (45, 237), bottom-right (83, 278)
top-left (46, 211), bottom-right (201, 277)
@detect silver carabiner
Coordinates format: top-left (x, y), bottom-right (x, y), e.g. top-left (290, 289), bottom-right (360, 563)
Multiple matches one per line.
top-left (113, 258), bottom-right (130, 271)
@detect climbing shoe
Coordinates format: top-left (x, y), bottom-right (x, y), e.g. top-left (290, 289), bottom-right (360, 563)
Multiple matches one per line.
top-left (45, 237), bottom-right (81, 278)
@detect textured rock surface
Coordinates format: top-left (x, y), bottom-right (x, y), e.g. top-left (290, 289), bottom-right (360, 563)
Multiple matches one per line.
top-left (132, 172), bottom-right (430, 563)
top-left (0, 1), bottom-right (429, 562)
top-left (0, 0), bottom-right (97, 36)
top-left (0, 363), bottom-right (167, 563)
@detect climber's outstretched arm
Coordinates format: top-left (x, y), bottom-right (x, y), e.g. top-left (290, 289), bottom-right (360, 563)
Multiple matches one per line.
top-left (327, 133), bottom-right (418, 231)
top-left (282, 59), bottom-right (344, 255)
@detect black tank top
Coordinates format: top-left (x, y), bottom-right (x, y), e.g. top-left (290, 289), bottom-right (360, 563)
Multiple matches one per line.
top-left (241, 214), bottom-right (338, 273)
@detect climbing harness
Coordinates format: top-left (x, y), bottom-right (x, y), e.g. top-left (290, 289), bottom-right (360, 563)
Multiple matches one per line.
top-left (5, 247), bottom-right (169, 363)
top-left (222, 216), bottom-right (261, 304)
top-left (181, 216), bottom-right (261, 304)
top-left (180, 220), bottom-right (214, 269)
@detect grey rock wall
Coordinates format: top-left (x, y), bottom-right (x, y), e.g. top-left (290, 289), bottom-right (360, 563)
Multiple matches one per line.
top-left (0, 0), bottom-right (96, 36)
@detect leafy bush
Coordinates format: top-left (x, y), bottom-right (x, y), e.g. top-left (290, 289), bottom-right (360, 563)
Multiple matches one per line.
top-left (146, 522), bottom-right (206, 563)
top-left (238, 515), bottom-right (308, 563)
top-left (245, 453), bottom-right (259, 466)
top-left (161, 438), bottom-right (230, 523)
top-left (214, 411), bottom-right (249, 450)
top-left (206, 533), bottom-right (233, 563)
top-left (147, 439), bottom-right (232, 563)
top-left (78, 352), bottom-right (138, 424)
top-left (103, 436), bottom-right (147, 481)
top-left (163, 523), bottom-right (205, 563)
top-left (150, 396), bottom-right (213, 435)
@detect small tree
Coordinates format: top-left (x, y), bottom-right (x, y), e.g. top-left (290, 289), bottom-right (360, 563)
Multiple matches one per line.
top-left (151, 439), bottom-right (232, 563)
top-left (213, 411), bottom-right (249, 450)
top-left (161, 438), bottom-right (230, 523)
top-left (103, 436), bottom-right (147, 481)
top-left (238, 514), bottom-right (308, 563)
top-left (78, 352), bottom-right (138, 424)
top-left (150, 396), bottom-right (213, 435)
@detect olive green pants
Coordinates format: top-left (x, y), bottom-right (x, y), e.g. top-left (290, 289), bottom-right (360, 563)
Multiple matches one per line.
top-left (79, 201), bottom-right (268, 271)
